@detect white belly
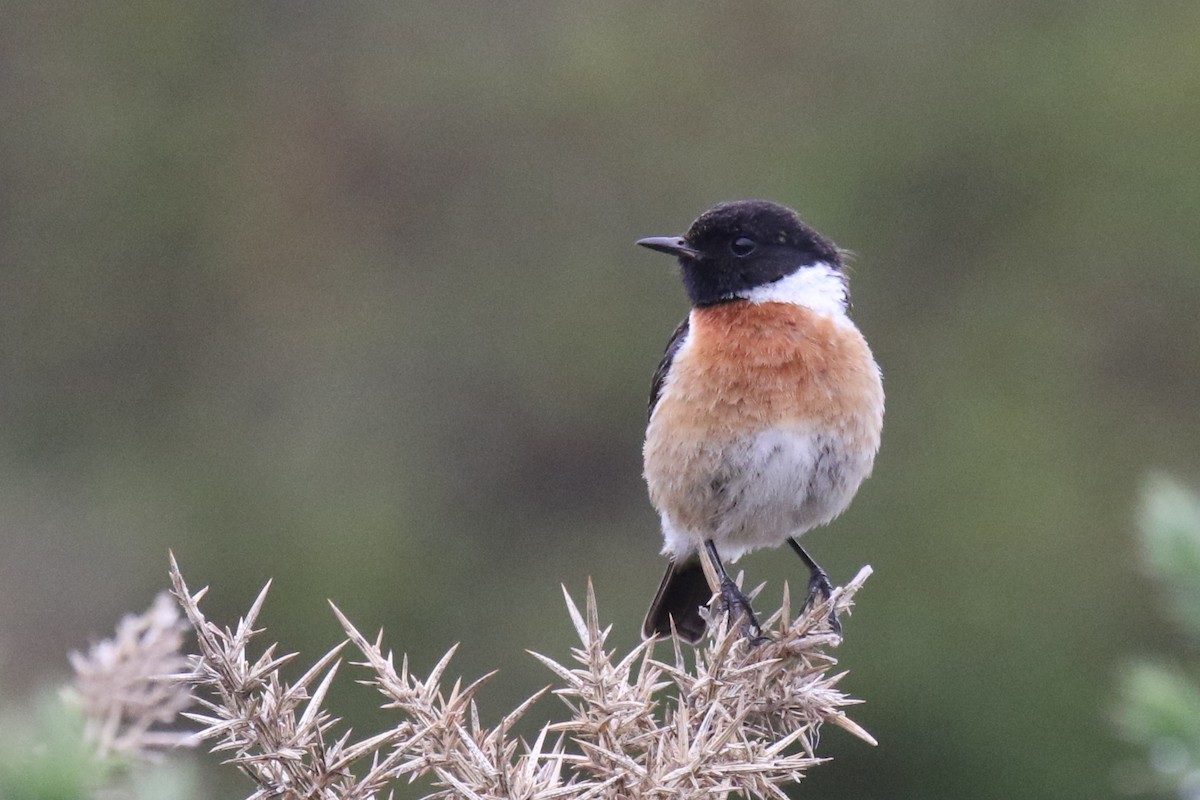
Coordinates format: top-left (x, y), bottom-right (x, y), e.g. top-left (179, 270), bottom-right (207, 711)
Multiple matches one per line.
top-left (656, 425), bottom-right (875, 562)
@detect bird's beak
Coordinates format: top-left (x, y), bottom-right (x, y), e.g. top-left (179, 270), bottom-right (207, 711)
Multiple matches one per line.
top-left (636, 236), bottom-right (700, 258)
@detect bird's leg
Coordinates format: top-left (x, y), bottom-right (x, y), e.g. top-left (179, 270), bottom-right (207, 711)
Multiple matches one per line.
top-left (787, 538), bottom-right (842, 635)
top-left (703, 540), bottom-right (766, 642)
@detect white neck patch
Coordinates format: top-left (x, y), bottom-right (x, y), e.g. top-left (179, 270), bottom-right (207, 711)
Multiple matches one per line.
top-left (739, 261), bottom-right (850, 321)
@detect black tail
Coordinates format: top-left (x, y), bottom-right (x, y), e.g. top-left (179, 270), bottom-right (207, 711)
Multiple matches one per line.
top-left (642, 556), bottom-right (713, 643)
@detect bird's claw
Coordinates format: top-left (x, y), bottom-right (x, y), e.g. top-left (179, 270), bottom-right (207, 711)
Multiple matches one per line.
top-left (804, 568), bottom-right (842, 635)
top-left (718, 576), bottom-right (768, 643)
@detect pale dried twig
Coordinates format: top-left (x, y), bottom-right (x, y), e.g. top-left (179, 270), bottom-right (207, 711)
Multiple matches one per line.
top-left (68, 591), bottom-right (196, 760)
top-left (168, 553), bottom-right (359, 799)
top-left (164, 555), bottom-right (875, 799)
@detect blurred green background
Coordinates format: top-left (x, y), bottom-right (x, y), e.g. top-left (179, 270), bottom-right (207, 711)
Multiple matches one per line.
top-left (3, 3), bottom-right (1199, 797)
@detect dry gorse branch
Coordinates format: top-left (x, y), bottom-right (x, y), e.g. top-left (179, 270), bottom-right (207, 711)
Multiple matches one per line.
top-left (167, 555), bottom-right (874, 800)
top-left (68, 592), bottom-right (196, 760)
top-left (168, 555), bottom-right (358, 799)
top-left (532, 569), bottom-right (875, 800)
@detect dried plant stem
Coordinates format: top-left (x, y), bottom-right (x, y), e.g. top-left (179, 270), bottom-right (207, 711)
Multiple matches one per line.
top-left (68, 592), bottom-right (196, 761)
top-left (159, 554), bottom-right (873, 799)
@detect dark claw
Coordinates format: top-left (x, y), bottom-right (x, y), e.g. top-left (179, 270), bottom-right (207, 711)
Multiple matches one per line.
top-left (788, 538), bottom-right (843, 635)
top-left (719, 576), bottom-right (768, 643)
top-left (805, 567), bottom-right (842, 635)
top-left (704, 539), bottom-right (771, 644)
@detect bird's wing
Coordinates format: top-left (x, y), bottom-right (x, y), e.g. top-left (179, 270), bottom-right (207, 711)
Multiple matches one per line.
top-left (648, 315), bottom-right (690, 421)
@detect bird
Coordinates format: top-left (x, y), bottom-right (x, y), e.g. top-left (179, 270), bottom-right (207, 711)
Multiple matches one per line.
top-left (636, 199), bottom-right (884, 643)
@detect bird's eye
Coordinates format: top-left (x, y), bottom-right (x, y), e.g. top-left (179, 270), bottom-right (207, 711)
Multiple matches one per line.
top-left (730, 237), bottom-right (757, 257)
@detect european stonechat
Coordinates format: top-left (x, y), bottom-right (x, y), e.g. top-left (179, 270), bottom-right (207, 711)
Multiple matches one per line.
top-left (637, 200), bottom-right (884, 642)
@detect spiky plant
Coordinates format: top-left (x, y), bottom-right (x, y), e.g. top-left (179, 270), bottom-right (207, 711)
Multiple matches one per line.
top-left (166, 555), bottom-right (875, 799)
top-left (69, 592), bottom-right (196, 761)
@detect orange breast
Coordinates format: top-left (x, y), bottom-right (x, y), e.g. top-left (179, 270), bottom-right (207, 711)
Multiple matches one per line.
top-left (651, 301), bottom-right (881, 438)
top-left (643, 301), bottom-right (884, 533)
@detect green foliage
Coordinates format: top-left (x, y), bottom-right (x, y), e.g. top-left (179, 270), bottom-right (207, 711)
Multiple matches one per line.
top-left (1139, 476), bottom-right (1200, 639)
top-left (0, 687), bottom-right (199, 800)
top-left (1117, 478), bottom-right (1200, 797)
top-left (1119, 665), bottom-right (1200, 767)
top-left (0, 690), bottom-right (98, 800)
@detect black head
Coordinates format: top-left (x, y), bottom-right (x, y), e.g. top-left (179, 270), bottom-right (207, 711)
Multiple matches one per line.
top-left (637, 200), bottom-right (842, 307)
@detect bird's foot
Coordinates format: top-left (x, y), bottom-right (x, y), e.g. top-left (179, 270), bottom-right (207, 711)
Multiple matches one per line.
top-left (719, 576), bottom-right (769, 644)
top-left (804, 568), bottom-right (842, 635)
